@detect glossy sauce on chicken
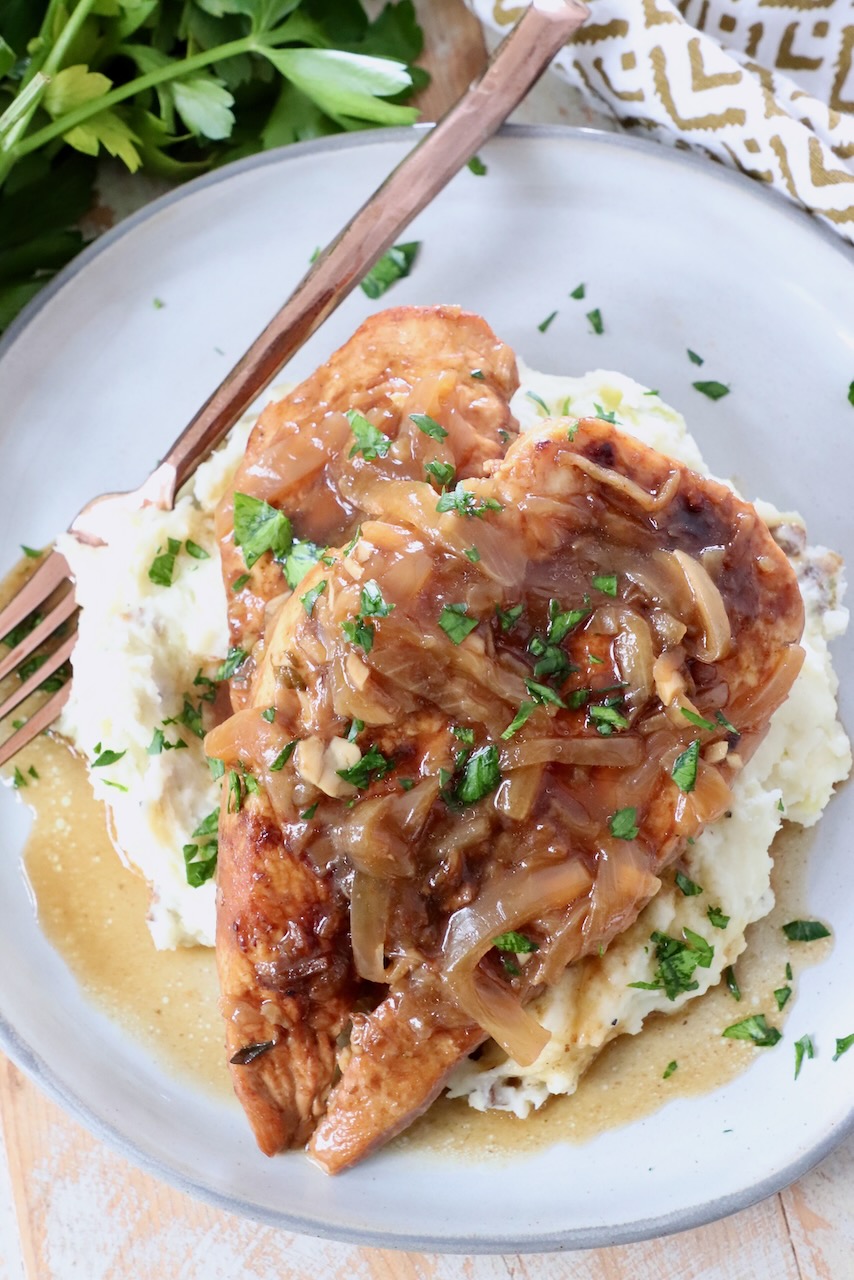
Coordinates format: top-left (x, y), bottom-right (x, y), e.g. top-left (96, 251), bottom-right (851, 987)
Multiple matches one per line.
top-left (206, 308), bottom-right (804, 1172)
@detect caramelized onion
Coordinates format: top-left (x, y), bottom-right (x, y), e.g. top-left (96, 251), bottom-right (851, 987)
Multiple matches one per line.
top-left (494, 765), bottom-right (544, 821)
top-left (499, 736), bottom-right (642, 771)
top-left (670, 549), bottom-right (732, 662)
top-left (568, 451), bottom-right (681, 512)
top-left (727, 646), bottom-right (805, 729)
top-left (329, 780), bottom-right (437, 879)
top-left (590, 607), bottom-right (655, 714)
top-left (455, 971), bottom-right (550, 1066)
top-left (582, 840), bottom-right (661, 953)
top-left (350, 872), bottom-right (390, 983)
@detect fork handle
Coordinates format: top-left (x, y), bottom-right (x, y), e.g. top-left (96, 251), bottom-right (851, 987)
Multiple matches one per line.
top-left (158, 0), bottom-right (588, 500)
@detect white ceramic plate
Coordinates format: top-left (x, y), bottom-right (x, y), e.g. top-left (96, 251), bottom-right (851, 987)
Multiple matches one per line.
top-left (0, 127), bottom-right (852, 1253)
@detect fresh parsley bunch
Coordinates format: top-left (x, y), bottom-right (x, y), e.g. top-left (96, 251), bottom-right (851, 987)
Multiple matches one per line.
top-left (0, 0), bottom-right (425, 331)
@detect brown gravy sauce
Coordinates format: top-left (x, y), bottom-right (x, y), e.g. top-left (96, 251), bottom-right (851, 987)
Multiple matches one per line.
top-left (7, 734), bottom-right (827, 1162)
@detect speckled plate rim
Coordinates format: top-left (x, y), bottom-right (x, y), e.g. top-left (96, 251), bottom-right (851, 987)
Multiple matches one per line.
top-left (0, 124), bottom-right (852, 1255)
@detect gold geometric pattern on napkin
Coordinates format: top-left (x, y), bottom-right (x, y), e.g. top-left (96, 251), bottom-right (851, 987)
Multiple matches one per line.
top-left (476, 0), bottom-right (854, 242)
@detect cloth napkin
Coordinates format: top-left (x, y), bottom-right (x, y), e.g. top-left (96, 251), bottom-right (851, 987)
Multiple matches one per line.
top-left (469, 0), bottom-right (854, 245)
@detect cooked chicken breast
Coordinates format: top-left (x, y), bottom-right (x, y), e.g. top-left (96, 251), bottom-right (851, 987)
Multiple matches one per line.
top-left (209, 333), bottom-right (804, 1172)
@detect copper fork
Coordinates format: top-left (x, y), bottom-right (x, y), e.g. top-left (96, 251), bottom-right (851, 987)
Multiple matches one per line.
top-left (0, 0), bottom-right (588, 768)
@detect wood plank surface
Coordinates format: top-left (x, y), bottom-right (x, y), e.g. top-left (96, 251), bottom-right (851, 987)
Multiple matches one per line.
top-left (1, 2), bottom-right (852, 1277)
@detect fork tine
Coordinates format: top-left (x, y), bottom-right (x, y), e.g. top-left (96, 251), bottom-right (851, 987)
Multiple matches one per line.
top-left (0, 551), bottom-right (71, 644)
top-left (0, 630), bottom-right (77, 729)
top-left (0, 682), bottom-right (72, 768)
top-left (0, 588), bottom-right (77, 682)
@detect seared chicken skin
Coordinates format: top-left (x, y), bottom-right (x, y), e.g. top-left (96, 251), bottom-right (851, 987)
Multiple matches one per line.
top-left (208, 311), bottom-right (804, 1172)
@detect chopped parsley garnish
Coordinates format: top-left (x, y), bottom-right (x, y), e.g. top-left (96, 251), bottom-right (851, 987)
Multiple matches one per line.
top-left (216, 647), bottom-right (249, 681)
top-left (724, 965), bottom-right (741, 1001)
top-left (451, 726), bottom-right (475, 745)
top-left (538, 310), bottom-right (558, 333)
top-left (148, 538), bottom-right (182, 587)
top-left (21, 545), bottom-right (41, 558)
top-left (501, 701), bottom-right (536, 740)
top-left (589, 704), bottom-right (629, 734)
top-left (233, 493), bottom-right (292, 569)
top-left (662, 1060), bottom-right (678, 1080)
top-left (786, 962), bottom-right (793, 980)
top-left (270, 740), bottom-right (298, 772)
top-left (163, 695), bottom-right (205, 740)
top-left (675, 870), bottom-right (703, 897)
top-left (547, 595), bottom-right (591, 643)
top-left (283, 538), bottom-right (325, 589)
top-left (464, 546), bottom-right (481, 563)
top-left (833, 1034), bottom-right (854, 1060)
top-left (628, 928), bottom-right (714, 1001)
top-left (467, 155), bottom-right (487, 176)
top-left (301, 802), bottom-right (319, 820)
top-left (425, 460), bottom-right (456, 488)
top-left (439, 603), bottom-right (479, 645)
top-left (687, 349), bottom-right (704, 366)
top-left (680, 708), bottom-right (716, 731)
top-left (707, 906), bottom-right (730, 930)
top-left (470, 369), bottom-right (485, 380)
top-left (496, 603), bottom-right (524, 632)
top-left (502, 957), bottom-right (521, 978)
top-left (360, 241), bottom-right (420, 300)
top-left (794, 1035), bottom-right (814, 1079)
top-left (783, 920), bottom-right (831, 942)
top-left (347, 410), bottom-right (392, 461)
top-left (493, 931), bottom-right (539, 954)
top-left (346, 719), bottom-right (365, 742)
top-left (399, 778), bottom-right (415, 791)
top-left (337, 744), bottom-right (395, 789)
top-left (586, 308), bottom-right (604, 335)
top-left (300, 579), bottom-right (327, 616)
top-left (232, 573), bottom-right (250, 592)
top-left (194, 670), bottom-right (218, 703)
top-left (589, 655), bottom-right (604, 665)
top-left (410, 412), bottom-right (447, 440)
top-left (261, 707), bottom-right (276, 723)
top-left (570, 283), bottom-right (585, 300)
top-left (185, 539), bottom-right (210, 560)
top-left (715, 710), bottom-right (739, 736)
top-left (456, 745), bottom-right (501, 804)
top-left (182, 808), bottom-right (219, 887)
top-left (361, 581), bottom-right (394, 618)
top-left (774, 986), bottom-right (792, 1011)
top-left (671, 740), bottom-right (700, 792)
top-left (12, 767), bottom-right (26, 789)
top-left (230, 1041), bottom-right (275, 1066)
top-left (103, 780), bottom-right (129, 792)
top-left (525, 679), bottom-right (565, 708)
top-left (693, 380), bottom-right (730, 401)
top-left (528, 636), bottom-right (573, 681)
top-left (568, 688), bottom-right (590, 709)
top-left (341, 617), bottom-right (375, 653)
top-left (92, 747), bottom-right (126, 768)
top-left (28, 766), bottom-right (38, 780)
top-left (147, 728), bottom-right (187, 755)
top-left (227, 770), bottom-right (245, 813)
top-left (593, 403), bottom-right (618, 425)
top-left (722, 1015), bottom-right (781, 1047)
top-left (207, 756), bottom-right (225, 781)
top-left (436, 483), bottom-right (503, 519)
top-left (343, 526), bottom-right (362, 558)
top-left (609, 807), bottom-right (639, 840)
top-left (849, 382), bottom-right (854, 409)
top-left (524, 390), bottom-right (550, 416)
top-left (591, 573), bottom-right (617, 597)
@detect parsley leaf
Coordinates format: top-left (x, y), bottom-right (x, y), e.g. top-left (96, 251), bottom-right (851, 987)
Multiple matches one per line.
top-left (524, 390), bottom-right (550, 416)
top-left (501, 701), bottom-right (536, 740)
top-left (410, 412), bottom-right (447, 440)
top-left (451, 725), bottom-right (475, 745)
top-left (675, 870), bottom-right (703, 897)
top-left (360, 241), bottom-right (420, 300)
top-left (547, 595), bottom-right (590, 644)
top-left (680, 707), bottom-right (716, 731)
top-left (185, 539), bottom-right (210, 560)
top-left (525, 678), bottom-right (565, 708)
top-left (570, 283), bottom-right (585, 300)
top-left (671, 740), bottom-right (700, 792)
top-left (337, 743), bottom-right (395, 789)
top-left (774, 986), bottom-right (792, 1011)
top-left (467, 155), bottom-right (487, 176)
top-left (724, 965), bottom-right (741, 1002)
top-left (341, 617), bottom-right (375, 653)
top-left (284, 538), bottom-right (325, 590)
top-left (493, 931), bottom-right (539, 954)
top-left (464, 546), bottom-right (480, 563)
top-left (261, 707), bottom-right (276, 723)
top-left (687, 349), bottom-right (704, 366)
top-left (436, 483), bottom-right (503, 519)
top-left (662, 1060), bottom-right (678, 1080)
top-left (182, 807), bottom-right (220, 888)
top-left (538, 310), bottom-right (558, 333)
top-left (148, 538), bottom-right (182, 587)
top-left (496, 603), bottom-right (524, 632)
top-left (722, 1015), bottom-right (781, 1047)
top-left (216, 647), bottom-right (248, 681)
top-left (628, 929), bottom-right (713, 1001)
top-left (693, 380), bottom-right (730, 401)
top-left (425, 460), bottom-right (456, 488)
top-left (361, 581), bottom-right (394, 618)
top-left (591, 573), bottom-right (617, 596)
top-left (300, 579), bottom-right (327, 616)
top-left (456, 745), bottom-right (501, 804)
top-left (270, 740), bottom-right (298, 772)
top-left (347, 410), bottom-right (392, 461)
top-left (833, 1034), bottom-right (854, 1060)
top-left (707, 906), bottom-right (730, 929)
top-left (439, 603), bottom-right (478, 645)
top-left (92, 748), bottom-right (125, 768)
top-left (589, 704), bottom-right (629, 733)
top-left (783, 920), bottom-right (831, 942)
top-left (347, 719), bottom-right (365, 742)
top-left (233, 493), bottom-right (292, 570)
top-left (586, 308), bottom-right (604, 335)
top-left (794, 1034), bottom-right (815, 1079)
top-left (609, 807), bottom-right (639, 840)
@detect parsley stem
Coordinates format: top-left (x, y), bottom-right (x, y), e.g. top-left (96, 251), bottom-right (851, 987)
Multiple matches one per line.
top-left (7, 33), bottom-right (262, 169)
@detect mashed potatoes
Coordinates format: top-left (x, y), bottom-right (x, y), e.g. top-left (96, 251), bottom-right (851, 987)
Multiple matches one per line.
top-left (56, 364), bottom-right (851, 1112)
